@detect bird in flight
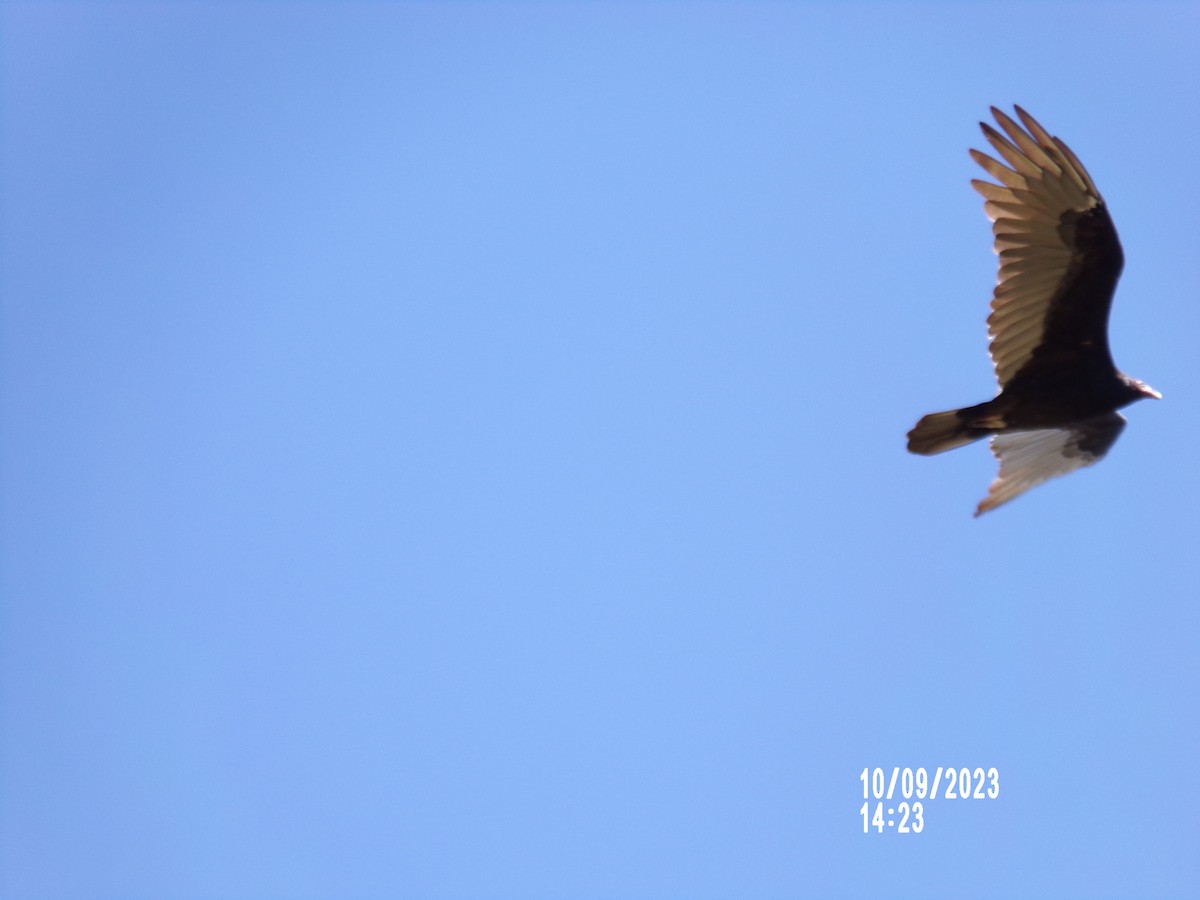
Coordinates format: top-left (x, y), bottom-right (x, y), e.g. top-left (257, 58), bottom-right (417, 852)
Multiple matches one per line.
top-left (907, 106), bottom-right (1159, 516)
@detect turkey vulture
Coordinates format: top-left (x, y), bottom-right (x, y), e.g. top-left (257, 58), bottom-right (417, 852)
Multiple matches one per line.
top-left (907, 106), bottom-right (1159, 516)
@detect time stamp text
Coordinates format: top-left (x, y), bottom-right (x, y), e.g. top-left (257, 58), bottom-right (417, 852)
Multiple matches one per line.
top-left (859, 766), bottom-right (1000, 833)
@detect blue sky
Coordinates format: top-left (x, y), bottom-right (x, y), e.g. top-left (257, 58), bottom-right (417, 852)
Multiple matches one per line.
top-left (2, 3), bottom-right (1199, 898)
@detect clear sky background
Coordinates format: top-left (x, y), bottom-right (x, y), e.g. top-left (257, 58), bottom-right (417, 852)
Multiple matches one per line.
top-left (3, 3), bottom-right (1198, 898)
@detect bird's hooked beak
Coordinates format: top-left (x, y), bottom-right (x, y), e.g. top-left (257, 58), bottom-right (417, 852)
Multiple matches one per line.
top-left (1137, 380), bottom-right (1163, 400)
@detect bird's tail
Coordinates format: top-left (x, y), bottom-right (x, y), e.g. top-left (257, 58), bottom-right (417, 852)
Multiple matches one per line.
top-left (907, 409), bottom-right (987, 455)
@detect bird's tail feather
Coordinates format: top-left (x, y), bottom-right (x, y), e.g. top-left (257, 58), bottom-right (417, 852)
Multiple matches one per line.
top-left (907, 409), bottom-right (986, 455)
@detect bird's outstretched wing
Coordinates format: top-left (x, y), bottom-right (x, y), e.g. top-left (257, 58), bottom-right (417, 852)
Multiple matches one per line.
top-left (974, 413), bottom-right (1126, 516)
top-left (971, 106), bottom-right (1124, 388)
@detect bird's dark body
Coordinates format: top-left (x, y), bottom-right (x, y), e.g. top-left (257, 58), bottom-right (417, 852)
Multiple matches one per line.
top-left (953, 372), bottom-right (1148, 435)
top-left (999, 362), bottom-right (1147, 421)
